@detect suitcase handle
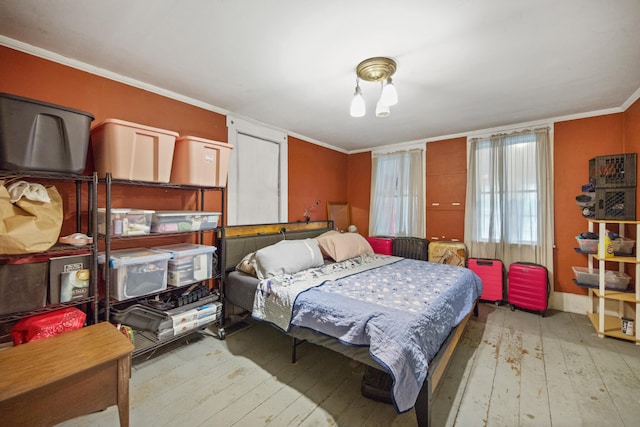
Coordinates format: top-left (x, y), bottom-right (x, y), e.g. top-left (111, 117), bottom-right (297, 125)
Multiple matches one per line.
top-left (476, 259), bottom-right (494, 266)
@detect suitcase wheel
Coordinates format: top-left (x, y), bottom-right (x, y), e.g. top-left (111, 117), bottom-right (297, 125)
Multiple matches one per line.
top-left (510, 304), bottom-right (515, 312)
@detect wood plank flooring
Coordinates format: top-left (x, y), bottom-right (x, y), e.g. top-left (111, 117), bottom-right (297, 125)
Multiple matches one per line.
top-left (56, 304), bottom-right (640, 427)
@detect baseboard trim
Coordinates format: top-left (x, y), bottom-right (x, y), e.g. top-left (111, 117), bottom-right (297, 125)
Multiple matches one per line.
top-left (549, 291), bottom-right (589, 314)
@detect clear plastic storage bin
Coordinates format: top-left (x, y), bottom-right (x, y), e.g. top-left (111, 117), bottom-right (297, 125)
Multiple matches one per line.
top-left (150, 211), bottom-right (220, 233)
top-left (151, 243), bottom-right (217, 286)
top-left (611, 237), bottom-right (635, 255)
top-left (575, 237), bottom-right (599, 254)
top-left (572, 266), bottom-right (631, 290)
top-left (98, 248), bottom-right (172, 300)
top-left (98, 208), bottom-right (154, 236)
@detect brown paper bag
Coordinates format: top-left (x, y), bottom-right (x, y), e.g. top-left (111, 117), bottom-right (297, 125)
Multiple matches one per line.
top-left (0, 180), bottom-right (63, 254)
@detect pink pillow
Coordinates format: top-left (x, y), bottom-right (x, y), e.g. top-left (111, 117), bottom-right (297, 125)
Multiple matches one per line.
top-left (315, 232), bottom-right (373, 262)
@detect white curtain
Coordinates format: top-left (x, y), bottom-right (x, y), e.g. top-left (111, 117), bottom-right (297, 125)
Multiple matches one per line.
top-left (369, 149), bottom-right (425, 237)
top-left (464, 128), bottom-right (554, 271)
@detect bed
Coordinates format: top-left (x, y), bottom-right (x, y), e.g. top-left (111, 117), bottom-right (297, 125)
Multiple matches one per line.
top-left (219, 221), bottom-right (482, 427)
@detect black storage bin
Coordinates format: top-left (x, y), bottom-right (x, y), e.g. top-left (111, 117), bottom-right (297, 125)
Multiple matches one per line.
top-left (361, 365), bottom-right (393, 404)
top-left (0, 93), bottom-right (94, 173)
top-left (0, 256), bottom-right (48, 315)
top-left (589, 153), bottom-right (637, 189)
top-left (595, 187), bottom-right (636, 220)
top-left (392, 237), bottom-right (429, 260)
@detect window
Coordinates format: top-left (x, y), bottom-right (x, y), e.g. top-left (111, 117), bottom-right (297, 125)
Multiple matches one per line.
top-left (465, 127), bottom-right (553, 267)
top-left (474, 133), bottom-right (538, 244)
top-left (369, 148), bottom-right (425, 237)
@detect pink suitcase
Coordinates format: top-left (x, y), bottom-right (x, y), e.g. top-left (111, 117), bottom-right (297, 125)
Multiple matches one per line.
top-left (365, 237), bottom-right (393, 255)
top-left (508, 262), bottom-right (549, 316)
top-left (468, 258), bottom-right (504, 304)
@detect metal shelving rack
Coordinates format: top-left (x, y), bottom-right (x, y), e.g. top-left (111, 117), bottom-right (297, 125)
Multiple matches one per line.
top-left (0, 171), bottom-right (99, 327)
top-left (99, 173), bottom-right (225, 357)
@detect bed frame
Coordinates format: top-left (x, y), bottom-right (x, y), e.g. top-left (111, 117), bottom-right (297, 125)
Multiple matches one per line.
top-left (219, 221), bottom-right (477, 427)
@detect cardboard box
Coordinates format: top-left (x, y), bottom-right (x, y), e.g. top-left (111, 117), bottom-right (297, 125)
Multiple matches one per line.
top-left (622, 318), bottom-right (635, 336)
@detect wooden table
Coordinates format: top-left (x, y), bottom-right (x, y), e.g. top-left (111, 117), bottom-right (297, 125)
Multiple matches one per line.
top-left (0, 322), bottom-right (134, 427)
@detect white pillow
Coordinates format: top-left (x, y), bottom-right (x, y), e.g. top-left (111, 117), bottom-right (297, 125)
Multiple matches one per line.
top-left (254, 239), bottom-right (324, 279)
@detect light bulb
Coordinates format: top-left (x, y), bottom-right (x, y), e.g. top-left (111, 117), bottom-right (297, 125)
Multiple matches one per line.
top-left (350, 84), bottom-right (366, 117)
top-left (376, 99), bottom-right (390, 117)
top-left (380, 78), bottom-right (398, 106)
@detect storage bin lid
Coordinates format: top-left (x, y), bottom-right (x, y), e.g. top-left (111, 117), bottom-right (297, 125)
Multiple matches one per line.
top-left (152, 210), bottom-right (220, 218)
top-left (98, 208), bottom-right (155, 214)
top-left (175, 135), bottom-right (233, 150)
top-left (151, 243), bottom-right (217, 258)
top-left (98, 248), bottom-right (172, 268)
top-left (91, 118), bottom-right (179, 137)
top-left (0, 92), bottom-right (95, 119)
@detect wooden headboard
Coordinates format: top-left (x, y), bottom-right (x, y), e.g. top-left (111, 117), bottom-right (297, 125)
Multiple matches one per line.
top-left (219, 221), bottom-right (333, 273)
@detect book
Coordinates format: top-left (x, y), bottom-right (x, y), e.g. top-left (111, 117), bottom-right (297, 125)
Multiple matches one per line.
top-left (60, 269), bottom-right (90, 302)
top-left (49, 254), bottom-right (91, 304)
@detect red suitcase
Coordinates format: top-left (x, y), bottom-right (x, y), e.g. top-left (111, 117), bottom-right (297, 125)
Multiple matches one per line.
top-left (365, 237), bottom-right (393, 255)
top-left (508, 262), bottom-right (549, 316)
top-left (468, 258), bottom-right (504, 304)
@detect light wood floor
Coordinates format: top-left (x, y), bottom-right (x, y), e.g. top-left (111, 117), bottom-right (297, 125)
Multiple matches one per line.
top-left (57, 304), bottom-right (640, 427)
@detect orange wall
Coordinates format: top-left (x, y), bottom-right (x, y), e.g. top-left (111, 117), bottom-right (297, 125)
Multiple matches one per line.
top-left (625, 98), bottom-right (640, 155)
top-left (287, 137), bottom-right (348, 222)
top-left (553, 114), bottom-right (625, 294)
top-left (347, 152), bottom-right (372, 234)
top-left (0, 48), bottom-right (228, 142)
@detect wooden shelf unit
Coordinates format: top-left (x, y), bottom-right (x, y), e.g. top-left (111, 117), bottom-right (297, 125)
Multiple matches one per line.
top-left (586, 219), bottom-right (640, 344)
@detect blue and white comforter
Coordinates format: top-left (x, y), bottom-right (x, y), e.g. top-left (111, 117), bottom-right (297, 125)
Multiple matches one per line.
top-left (253, 255), bottom-right (482, 413)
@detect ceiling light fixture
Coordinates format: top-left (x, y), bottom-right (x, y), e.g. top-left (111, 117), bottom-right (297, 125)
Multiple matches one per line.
top-left (350, 57), bottom-right (398, 118)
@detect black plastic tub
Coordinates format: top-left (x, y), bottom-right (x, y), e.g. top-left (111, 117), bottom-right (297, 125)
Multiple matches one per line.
top-left (0, 93), bottom-right (94, 174)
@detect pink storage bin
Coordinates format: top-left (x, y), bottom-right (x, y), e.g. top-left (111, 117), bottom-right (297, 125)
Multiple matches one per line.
top-left (91, 118), bottom-right (178, 183)
top-left (170, 135), bottom-right (233, 187)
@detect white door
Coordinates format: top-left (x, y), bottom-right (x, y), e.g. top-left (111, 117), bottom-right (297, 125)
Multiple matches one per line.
top-left (227, 117), bottom-right (288, 225)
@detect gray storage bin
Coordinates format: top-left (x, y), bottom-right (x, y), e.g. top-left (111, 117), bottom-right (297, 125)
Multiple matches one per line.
top-left (0, 257), bottom-right (48, 315)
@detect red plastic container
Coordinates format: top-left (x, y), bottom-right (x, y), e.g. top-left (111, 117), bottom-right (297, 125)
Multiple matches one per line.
top-left (508, 262), bottom-right (549, 315)
top-left (468, 258), bottom-right (504, 303)
top-left (365, 237), bottom-right (393, 255)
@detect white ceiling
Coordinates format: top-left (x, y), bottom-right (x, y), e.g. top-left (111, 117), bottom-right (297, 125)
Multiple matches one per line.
top-left (1, 0), bottom-right (639, 152)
